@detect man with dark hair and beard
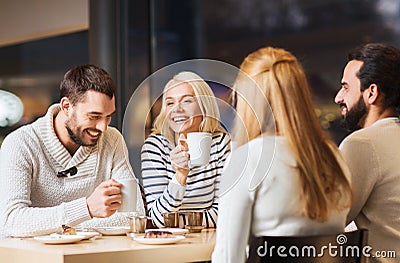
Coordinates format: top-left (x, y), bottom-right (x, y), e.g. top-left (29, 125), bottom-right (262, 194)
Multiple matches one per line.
top-left (335, 43), bottom-right (400, 262)
top-left (0, 64), bottom-right (144, 237)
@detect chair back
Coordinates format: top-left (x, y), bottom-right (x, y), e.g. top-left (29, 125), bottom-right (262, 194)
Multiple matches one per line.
top-left (247, 229), bottom-right (368, 263)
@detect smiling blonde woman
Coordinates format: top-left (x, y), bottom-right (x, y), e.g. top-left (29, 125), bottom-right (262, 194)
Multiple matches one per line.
top-left (141, 71), bottom-right (231, 228)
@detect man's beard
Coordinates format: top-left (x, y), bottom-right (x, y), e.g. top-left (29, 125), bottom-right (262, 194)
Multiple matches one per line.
top-left (340, 95), bottom-right (367, 132)
top-left (65, 118), bottom-right (99, 147)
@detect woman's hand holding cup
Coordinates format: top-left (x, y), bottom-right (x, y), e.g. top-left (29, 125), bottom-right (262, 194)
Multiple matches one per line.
top-left (171, 134), bottom-right (190, 185)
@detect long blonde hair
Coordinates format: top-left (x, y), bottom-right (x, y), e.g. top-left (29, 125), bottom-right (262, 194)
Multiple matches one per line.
top-left (233, 47), bottom-right (351, 222)
top-left (152, 71), bottom-right (227, 143)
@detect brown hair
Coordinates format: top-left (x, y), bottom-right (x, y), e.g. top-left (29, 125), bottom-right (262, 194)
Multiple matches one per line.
top-left (60, 64), bottom-right (115, 104)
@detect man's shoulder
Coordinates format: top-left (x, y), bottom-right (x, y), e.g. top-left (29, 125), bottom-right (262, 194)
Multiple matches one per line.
top-left (103, 126), bottom-right (122, 136)
top-left (339, 126), bottom-right (384, 156)
top-left (0, 124), bottom-right (44, 163)
top-left (95, 127), bottom-right (126, 157)
top-left (341, 124), bottom-right (384, 146)
top-left (2, 124), bottom-right (38, 147)
top-left (101, 126), bottom-right (123, 144)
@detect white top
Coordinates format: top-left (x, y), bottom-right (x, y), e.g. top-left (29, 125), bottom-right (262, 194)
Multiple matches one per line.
top-left (340, 117), bottom-right (400, 262)
top-left (0, 104), bottom-right (144, 237)
top-left (141, 133), bottom-right (231, 228)
top-left (212, 135), bottom-right (351, 263)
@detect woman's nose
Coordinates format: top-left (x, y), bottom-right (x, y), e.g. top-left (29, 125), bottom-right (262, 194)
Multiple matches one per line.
top-left (173, 102), bottom-right (184, 112)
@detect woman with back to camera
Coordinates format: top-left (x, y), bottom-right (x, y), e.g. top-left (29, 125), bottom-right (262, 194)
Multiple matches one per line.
top-left (212, 47), bottom-right (352, 262)
top-left (141, 71), bottom-right (231, 228)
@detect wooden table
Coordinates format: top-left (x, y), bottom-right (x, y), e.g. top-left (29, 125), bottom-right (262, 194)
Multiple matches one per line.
top-left (0, 229), bottom-right (216, 263)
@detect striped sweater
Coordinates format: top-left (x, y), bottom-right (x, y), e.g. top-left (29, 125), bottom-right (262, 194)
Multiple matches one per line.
top-left (0, 104), bottom-right (144, 237)
top-left (141, 133), bottom-right (231, 228)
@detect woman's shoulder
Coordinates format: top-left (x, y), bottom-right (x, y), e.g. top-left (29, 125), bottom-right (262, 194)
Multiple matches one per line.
top-left (143, 133), bottom-right (172, 149)
top-left (145, 133), bottom-right (168, 143)
top-left (237, 135), bottom-right (280, 150)
top-left (211, 132), bottom-right (231, 144)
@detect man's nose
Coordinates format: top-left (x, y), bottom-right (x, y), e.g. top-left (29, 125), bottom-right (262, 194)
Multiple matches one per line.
top-left (334, 89), bottom-right (344, 104)
top-left (96, 119), bottom-right (108, 132)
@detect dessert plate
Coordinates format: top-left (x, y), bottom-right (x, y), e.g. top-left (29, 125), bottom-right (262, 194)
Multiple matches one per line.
top-left (145, 228), bottom-right (189, 235)
top-left (76, 231), bottom-right (101, 239)
top-left (93, 227), bottom-right (130, 236)
top-left (34, 235), bottom-right (84, 244)
top-left (50, 231), bottom-right (100, 240)
top-left (134, 235), bottom-right (185, 245)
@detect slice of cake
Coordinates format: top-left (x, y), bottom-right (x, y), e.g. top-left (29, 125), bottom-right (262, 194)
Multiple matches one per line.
top-left (61, 225), bottom-right (77, 235)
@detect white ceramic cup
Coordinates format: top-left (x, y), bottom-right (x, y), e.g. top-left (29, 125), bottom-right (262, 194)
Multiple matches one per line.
top-left (185, 132), bottom-right (212, 167)
top-left (117, 178), bottom-right (137, 212)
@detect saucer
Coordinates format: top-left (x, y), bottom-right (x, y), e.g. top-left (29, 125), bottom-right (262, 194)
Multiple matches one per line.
top-left (184, 225), bottom-right (204, 233)
top-left (34, 235), bottom-right (84, 244)
top-left (93, 227), bottom-right (130, 236)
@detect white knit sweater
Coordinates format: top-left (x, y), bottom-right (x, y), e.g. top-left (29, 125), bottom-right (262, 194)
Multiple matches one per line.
top-left (0, 104), bottom-right (144, 237)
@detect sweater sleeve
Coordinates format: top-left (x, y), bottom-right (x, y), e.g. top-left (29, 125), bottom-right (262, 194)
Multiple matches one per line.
top-left (0, 131), bottom-right (91, 237)
top-left (141, 135), bottom-right (186, 227)
top-left (78, 130), bottom-right (145, 229)
top-left (109, 130), bottom-right (145, 215)
top-left (339, 134), bottom-right (379, 224)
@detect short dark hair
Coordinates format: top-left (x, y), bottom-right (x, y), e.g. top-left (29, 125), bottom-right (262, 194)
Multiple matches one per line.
top-left (348, 43), bottom-right (400, 115)
top-left (60, 64), bottom-right (115, 104)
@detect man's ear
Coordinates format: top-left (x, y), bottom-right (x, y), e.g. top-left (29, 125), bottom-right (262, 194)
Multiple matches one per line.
top-left (60, 97), bottom-right (72, 115)
top-left (366, 84), bottom-right (379, 104)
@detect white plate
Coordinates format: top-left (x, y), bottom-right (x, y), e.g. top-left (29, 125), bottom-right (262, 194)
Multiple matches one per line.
top-left (145, 228), bottom-right (189, 235)
top-left (34, 235), bottom-right (84, 244)
top-left (134, 235), bottom-right (185, 245)
top-left (93, 227), bottom-right (130, 236)
top-left (76, 231), bottom-right (101, 239)
top-left (51, 232), bottom-right (100, 240)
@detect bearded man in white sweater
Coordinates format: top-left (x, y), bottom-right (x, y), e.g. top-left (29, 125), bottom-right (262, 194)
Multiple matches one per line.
top-left (0, 64), bottom-right (144, 237)
top-left (335, 43), bottom-right (400, 262)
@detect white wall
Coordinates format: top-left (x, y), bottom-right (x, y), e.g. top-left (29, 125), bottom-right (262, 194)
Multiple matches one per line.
top-left (0, 0), bottom-right (88, 46)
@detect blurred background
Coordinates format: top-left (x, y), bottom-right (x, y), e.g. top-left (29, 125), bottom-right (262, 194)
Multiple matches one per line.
top-left (1, 0), bottom-right (400, 175)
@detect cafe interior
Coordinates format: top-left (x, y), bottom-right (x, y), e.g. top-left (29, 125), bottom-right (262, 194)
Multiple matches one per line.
top-left (2, 0), bottom-right (399, 157)
top-left (0, 0), bottom-right (399, 262)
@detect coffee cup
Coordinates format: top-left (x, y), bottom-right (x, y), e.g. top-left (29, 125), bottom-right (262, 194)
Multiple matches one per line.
top-left (183, 132), bottom-right (212, 167)
top-left (117, 178), bottom-right (137, 212)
